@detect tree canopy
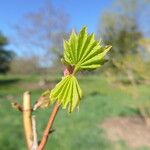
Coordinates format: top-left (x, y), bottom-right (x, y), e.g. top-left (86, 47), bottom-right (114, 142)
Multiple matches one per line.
top-left (0, 32), bottom-right (14, 73)
top-left (97, 0), bottom-right (150, 83)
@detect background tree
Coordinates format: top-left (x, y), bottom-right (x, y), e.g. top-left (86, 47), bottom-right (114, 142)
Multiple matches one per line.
top-left (97, 0), bottom-right (150, 83)
top-left (15, 2), bottom-right (69, 65)
top-left (0, 32), bottom-right (14, 74)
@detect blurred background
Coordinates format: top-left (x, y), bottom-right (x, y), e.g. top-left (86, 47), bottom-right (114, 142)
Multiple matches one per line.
top-left (0, 0), bottom-right (150, 149)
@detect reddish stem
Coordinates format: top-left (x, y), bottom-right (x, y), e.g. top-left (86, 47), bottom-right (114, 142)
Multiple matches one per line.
top-left (37, 67), bottom-right (70, 150)
top-left (37, 102), bottom-right (60, 150)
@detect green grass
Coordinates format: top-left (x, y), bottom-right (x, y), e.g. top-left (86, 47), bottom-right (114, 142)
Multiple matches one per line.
top-left (0, 74), bottom-right (150, 150)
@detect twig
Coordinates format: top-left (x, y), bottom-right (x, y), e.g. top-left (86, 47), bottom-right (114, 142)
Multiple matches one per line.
top-left (37, 101), bottom-right (60, 150)
top-left (31, 115), bottom-right (38, 150)
top-left (23, 91), bottom-right (33, 150)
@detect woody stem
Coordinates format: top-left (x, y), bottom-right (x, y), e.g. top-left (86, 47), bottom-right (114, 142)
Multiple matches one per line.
top-left (37, 102), bottom-right (60, 150)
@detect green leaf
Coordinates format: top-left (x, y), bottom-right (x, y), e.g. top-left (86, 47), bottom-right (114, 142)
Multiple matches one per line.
top-left (49, 26), bottom-right (111, 113)
top-left (63, 26), bottom-right (112, 73)
top-left (50, 75), bottom-right (82, 112)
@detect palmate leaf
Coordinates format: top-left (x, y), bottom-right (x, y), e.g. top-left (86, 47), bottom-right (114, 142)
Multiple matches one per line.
top-left (48, 26), bottom-right (111, 112)
top-left (50, 75), bottom-right (82, 112)
top-left (64, 26), bottom-right (112, 73)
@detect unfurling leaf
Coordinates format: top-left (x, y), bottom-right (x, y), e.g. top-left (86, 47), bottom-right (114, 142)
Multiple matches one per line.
top-left (63, 26), bottom-right (112, 73)
top-left (49, 26), bottom-right (111, 113)
top-left (33, 89), bottom-right (51, 110)
top-left (50, 75), bottom-right (82, 113)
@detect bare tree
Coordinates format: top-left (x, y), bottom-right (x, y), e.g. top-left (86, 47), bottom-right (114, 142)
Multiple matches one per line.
top-left (14, 2), bottom-right (69, 64)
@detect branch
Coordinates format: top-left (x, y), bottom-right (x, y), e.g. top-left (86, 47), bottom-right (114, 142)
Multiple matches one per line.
top-left (31, 115), bottom-right (38, 150)
top-left (37, 101), bottom-right (60, 150)
top-left (23, 91), bottom-right (33, 150)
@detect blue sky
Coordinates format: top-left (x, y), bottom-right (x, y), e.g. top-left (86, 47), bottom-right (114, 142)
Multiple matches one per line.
top-left (0, 0), bottom-right (149, 56)
top-left (0, 0), bottom-right (112, 34)
top-left (0, 0), bottom-right (113, 55)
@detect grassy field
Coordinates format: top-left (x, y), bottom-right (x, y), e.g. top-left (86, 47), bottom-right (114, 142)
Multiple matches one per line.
top-left (0, 74), bottom-right (150, 150)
